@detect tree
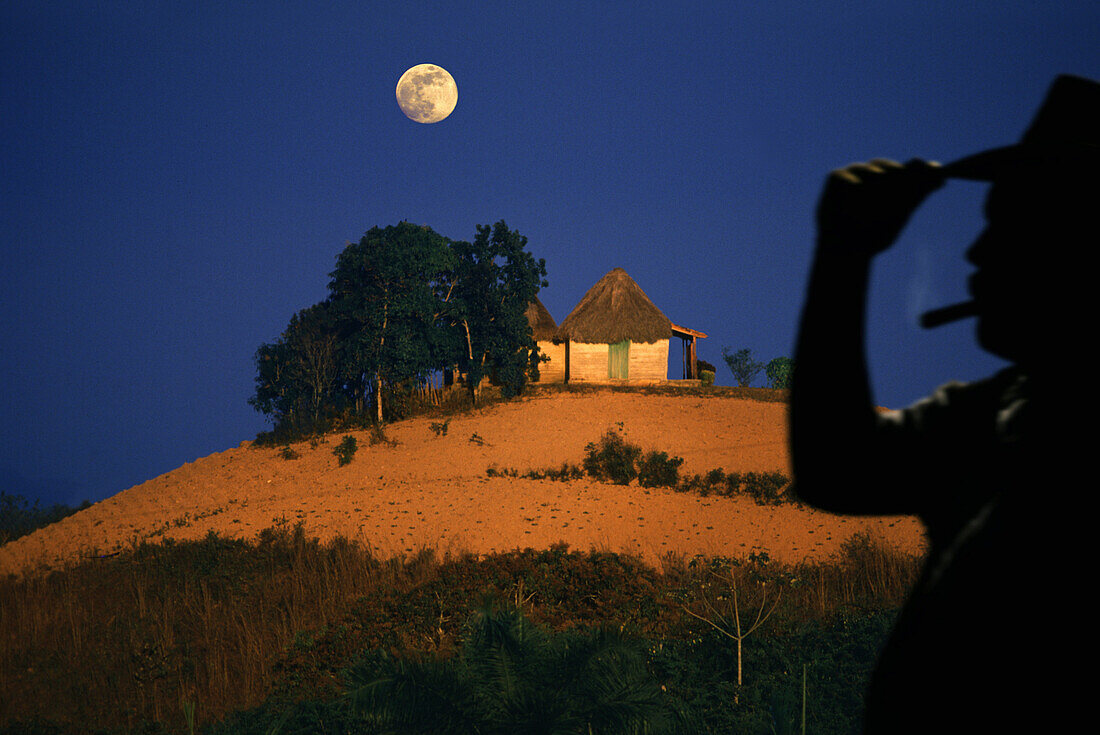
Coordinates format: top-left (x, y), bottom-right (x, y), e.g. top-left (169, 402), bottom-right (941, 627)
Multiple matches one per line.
top-left (249, 220), bottom-right (548, 433)
top-left (721, 347), bottom-right (765, 387)
top-left (249, 302), bottom-right (340, 434)
top-left (765, 356), bottom-right (794, 390)
top-left (327, 222), bottom-right (455, 424)
top-left (445, 221), bottom-right (547, 405)
top-left (680, 555), bottom-right (782, 703)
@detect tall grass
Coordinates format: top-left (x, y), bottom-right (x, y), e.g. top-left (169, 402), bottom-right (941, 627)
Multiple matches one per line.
top-left (0, 527), bottom-right (920, 734)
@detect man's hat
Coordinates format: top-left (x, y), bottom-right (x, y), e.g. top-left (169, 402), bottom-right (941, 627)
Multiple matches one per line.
top-left (943, 74), bottom-right (1100, 181)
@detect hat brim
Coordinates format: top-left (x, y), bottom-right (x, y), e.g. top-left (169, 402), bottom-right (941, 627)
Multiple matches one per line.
top-left (944, 142), bottom-right (1099, 181)
top-left (942, 146), bottom-right (1018, 181)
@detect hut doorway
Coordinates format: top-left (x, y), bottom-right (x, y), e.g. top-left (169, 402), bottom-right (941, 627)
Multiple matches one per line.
top-left (608, 339), bottom-right (630, 379)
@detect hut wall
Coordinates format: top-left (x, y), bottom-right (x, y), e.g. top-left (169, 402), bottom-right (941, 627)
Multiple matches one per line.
top-left (532, 340), bottom-right (566, 383)
top-left (629, 340), bottom-right (669, 381)
top-left (565, 340), bottom-right (669, 382)
top-left (567, 342), bottom-right (610, 382)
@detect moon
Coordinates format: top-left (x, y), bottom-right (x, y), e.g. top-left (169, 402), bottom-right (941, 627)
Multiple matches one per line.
top-left (396, 64), bottom-right (458, 123)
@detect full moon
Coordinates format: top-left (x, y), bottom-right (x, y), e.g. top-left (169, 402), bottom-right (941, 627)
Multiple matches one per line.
top-left (395, 64), bottom-right (458, 123)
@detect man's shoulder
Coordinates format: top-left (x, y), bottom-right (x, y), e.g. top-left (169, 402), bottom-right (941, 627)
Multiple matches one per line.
top-left (879, 366), bottom-right (1025, 432)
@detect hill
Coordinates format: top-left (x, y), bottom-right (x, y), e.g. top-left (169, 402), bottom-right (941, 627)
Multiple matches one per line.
top-left (0, 390), bottom-right (925, 576)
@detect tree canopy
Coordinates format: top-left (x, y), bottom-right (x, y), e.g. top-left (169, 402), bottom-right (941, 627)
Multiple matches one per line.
top-left (446, 222), bottom-right (548, 403)
top-left (249, 220), bottom-right (546, 436)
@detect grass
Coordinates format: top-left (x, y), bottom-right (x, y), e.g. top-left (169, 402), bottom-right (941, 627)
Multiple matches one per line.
top-left (0, 523), bottom-right (920, 734)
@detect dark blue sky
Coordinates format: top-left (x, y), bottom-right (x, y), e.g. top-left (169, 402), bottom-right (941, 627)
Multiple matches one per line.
top-left (3, 2), bottom-right (1097, 508)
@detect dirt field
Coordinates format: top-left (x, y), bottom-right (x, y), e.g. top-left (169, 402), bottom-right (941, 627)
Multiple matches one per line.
top-left (0, 391), bottom-right (927, 576)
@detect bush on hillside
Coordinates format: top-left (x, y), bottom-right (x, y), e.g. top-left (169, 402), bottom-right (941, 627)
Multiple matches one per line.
top-left (638, 450), bottom-right (685, 488)
top-left (583, 429), bottom-right (642, 485)
top-left (333, 435), bottom-right (358, 466)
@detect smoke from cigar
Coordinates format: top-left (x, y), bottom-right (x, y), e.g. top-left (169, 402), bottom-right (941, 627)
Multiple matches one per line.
top-left (920, 300), bottom-right (979, 329)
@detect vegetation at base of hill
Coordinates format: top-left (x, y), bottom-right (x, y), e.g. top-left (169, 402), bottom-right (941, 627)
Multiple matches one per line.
top-left (0, 524), bottom-right (920, 734)
top-left (489, 427), bottom-right (794, 505)
top-left (249, 220), bottom-right (548, 438)
top-left (0, 492), bottom-right (92, 546)
top-left (341, 603), bottom-right (689, 734)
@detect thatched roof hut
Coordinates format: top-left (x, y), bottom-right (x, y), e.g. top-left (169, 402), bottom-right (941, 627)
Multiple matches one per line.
top-left (556, 267), bottom-right (672, 344)
top-left (525, 296), bottom-right (566, 383)
top-left (524, 297), bottom-right (559, 341)
top-left (555, 268), bottom-right (680, 383)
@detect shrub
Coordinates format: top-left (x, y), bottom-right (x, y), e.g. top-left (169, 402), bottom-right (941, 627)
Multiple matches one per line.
top-left (722, 347), bottom-right (765, 387)
top-left (699, 369), bottom-right (715, 387)
top-left (583, 430), bottom-right (642, 485)
top-left (637, 450), bottom-right (685, 488)
top-left (279, 445), bottom-right (300, 460)
top-left (333, 435), bottom-right (358, 466)
top-left (524, 463), bottom-right (586, 482)
top-left (740, 471), bottom-right (791, 505)
top-left (368, 424), bottom-right (394, 446)
top-left (765, 356), bottom-right (794, 390)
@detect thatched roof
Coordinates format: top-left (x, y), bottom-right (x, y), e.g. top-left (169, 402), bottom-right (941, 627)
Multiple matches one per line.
top-left (525, 297), bottom-right (558, 341)
top-left (557, 268), bottom-right (673, 344)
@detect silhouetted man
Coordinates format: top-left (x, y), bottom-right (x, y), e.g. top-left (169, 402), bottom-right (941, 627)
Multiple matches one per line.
top-left (790, 74), bottom-right (1098, 733)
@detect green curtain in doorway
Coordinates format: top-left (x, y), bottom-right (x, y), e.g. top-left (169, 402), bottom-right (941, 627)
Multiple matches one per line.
top-left (608, 340), bottom-right (630, 379)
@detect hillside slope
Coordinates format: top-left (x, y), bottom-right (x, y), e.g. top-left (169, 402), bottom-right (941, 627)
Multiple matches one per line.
top-left (0, 391), bottom-right (926, 576)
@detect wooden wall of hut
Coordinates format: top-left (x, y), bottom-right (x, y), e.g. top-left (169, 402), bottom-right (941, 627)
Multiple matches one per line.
top-left (565, 340), bottom-right (668, 382)
top-left (531, 340), bottom-right (566, 383)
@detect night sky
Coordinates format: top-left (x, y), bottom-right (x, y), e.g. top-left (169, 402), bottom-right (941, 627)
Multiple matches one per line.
top-left (3, 2), bottom-right (1097, 508)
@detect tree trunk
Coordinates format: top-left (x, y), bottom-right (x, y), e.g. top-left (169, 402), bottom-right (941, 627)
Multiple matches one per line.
top-left (375, 371), bottom-right (383, 424)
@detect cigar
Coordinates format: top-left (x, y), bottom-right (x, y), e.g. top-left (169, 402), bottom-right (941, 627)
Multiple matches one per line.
top-left (920, 300), bottom-right (979, 329)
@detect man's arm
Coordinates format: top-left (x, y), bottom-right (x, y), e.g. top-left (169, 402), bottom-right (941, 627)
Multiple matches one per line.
top-left (790, 159), bottom-right (944, 514)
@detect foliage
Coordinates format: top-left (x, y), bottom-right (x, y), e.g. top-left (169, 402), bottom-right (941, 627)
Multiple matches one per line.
top-left (698, 369), bottom-right (715, 387)
top-left (333, 435), bottom-right (358, 466)
top-left (583, 429), bottom-right (642, 485)
top-left (1, 524), bottom-right (919, 734)
top-left (367, 425), bottom-right (397, 447)
top-left (765, 357), bottom-right (794, 390)
top-left (738, 471), bottom-right (791, 505)
top-left (0, 492), bottom-right (92, 546)
top-left (511, 429), bottom-right (790, 504)
top-left (344, 603), bottom-right (686, 734)
top-left (328, 222), bottom-right (457, 425)
top-left (637, 451), bottom-right (685, 489)
top-left (249, 221), bottom-right (547, 437)
top-left (677, 469), bottom-right (792, 505)
top-left (248, 301), bottom-right (342, 438)
top-left (444, 221), bottom-right (548, 404)
top-left (721, 347), bottom-right (766, 388)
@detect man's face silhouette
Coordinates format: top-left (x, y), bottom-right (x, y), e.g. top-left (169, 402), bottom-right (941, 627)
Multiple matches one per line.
top-left (966, 177), bottom-right (1088, 367)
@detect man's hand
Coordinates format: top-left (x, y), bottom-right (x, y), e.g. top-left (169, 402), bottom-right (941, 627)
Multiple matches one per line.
top-left (816, 158), bottom-right (945, 256)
